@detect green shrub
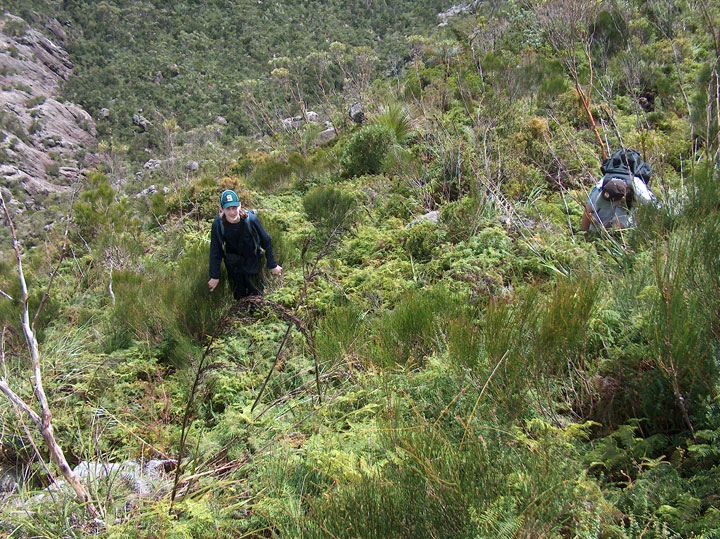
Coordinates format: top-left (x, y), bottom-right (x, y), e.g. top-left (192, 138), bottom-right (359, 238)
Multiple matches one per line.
top-left (370, 286), bottom-right (459, 369)
top-left (0, 260), bottom-right (60, 346)
top-left (315, 303), bottom-right (365, 366)
top-left (441, 195), bottom-right (495, 243)
top-left (373, 103), bottom-right (412, 145)
top-left (288, 410), bottom-right (604, 538)
top-left (302, 185), bottom-right (357, 235)
top-left (340, 124), bottom-right (394, 178)
top-left (110, 243), bottom-right (232, 363)
top-left (258, 212), bottom-right (294, 267)
top-left (376, 192), bottom-right (413, 220)
top-left (44, 162), bottom-right (59, 176)
top-left (403, 220), bottom-right (444, 262)
top-left (251, 156), bottom-right (293, 192)
top-left (73, 171), bottom-right (117, 237)
top-left (25, 96), bottom-right (46, 108)
top-left (4, 19), bottom-right (28, 37)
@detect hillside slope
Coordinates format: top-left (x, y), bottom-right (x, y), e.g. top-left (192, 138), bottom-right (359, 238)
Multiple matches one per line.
top-left (0, 1), bottom-right (718, 537)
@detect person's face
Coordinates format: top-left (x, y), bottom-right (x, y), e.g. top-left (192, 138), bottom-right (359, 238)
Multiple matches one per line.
top-left (222, 203), bottom-right (241, 223)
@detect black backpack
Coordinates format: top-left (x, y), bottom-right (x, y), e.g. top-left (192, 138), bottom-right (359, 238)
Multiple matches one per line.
top-left (600, 149), bottom-right (652, 208)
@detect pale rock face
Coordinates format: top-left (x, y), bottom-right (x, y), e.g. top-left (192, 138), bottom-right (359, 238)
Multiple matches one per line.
top-left (318, 126), bottom-right (336, 144)
top-left (0, 14), bottom-right (97, 201)
top-left (282, 110), bottom-right (321, 130)
top-left (437, 4), bottom-right (474, 27)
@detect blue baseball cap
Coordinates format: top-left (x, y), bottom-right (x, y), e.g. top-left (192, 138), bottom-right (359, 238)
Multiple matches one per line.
top-left (220, 190), bottom-right (240, 208)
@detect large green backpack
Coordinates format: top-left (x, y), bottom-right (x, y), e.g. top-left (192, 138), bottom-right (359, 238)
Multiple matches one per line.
top-left (216, 210), bottom-right (261, 255)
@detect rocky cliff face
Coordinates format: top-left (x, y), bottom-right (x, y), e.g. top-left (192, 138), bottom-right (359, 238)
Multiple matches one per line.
top-left (0, 14), bottom-right (96, 212)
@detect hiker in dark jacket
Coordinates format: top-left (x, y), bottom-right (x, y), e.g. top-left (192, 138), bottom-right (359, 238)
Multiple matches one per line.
top-left (208, 189), bottom-right (282, 299)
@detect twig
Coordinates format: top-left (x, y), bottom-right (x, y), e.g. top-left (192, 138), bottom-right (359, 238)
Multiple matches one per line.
top-left (0, 192), bottom-right (99, 518)
top-left (107, 261), bottom-right (115, 306)
top-left (251, 212), bottom-right (357, 413)
top-left (462, 350), bottom-right (509, 445)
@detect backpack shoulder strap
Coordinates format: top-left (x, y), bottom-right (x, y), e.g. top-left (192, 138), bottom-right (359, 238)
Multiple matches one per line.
top-left (245, 210), bottom-right (261, 253)
top-left (214, 215), bottom-right (226, 245)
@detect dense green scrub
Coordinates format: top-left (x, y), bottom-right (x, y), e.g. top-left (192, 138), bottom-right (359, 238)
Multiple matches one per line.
top-left (1, 0), bottom-right (719, 537)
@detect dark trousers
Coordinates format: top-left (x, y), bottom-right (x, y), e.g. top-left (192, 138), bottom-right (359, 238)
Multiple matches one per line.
top-left (229, 271), bottom-right (264, 300)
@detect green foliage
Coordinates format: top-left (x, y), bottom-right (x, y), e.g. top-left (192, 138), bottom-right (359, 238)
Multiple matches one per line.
top-left (587, 423), bottom-right (720, 537)
top-left (403, 220), bottom-right (444, 261)
top-left (251, 156), bottom-right (293, 192)
top-left (0, 109), bottom-right (28, 142)
top-left (111, 243), bottom-right (232, 363)
top-left (273, 377), bottom-right (606, 538)
top-left (4, 0), bottom-right (452, 139)
top-left (3, 17), bottom-right (27, 36)
top-left (44, 161), bottom-right (58, 176)
top-left (2, 2), bottom-right (720, 536)
top-left (0, 256), bottom-right (61, 345)
top-left (370, 286), bottom-right (460, 369)
top-left (340, 124), bottom-right (394, 178)
top-left (440, 195), bottom-right (495, 243)
top-left (373, 103), bottom-right (412, 145)
top-left (314, 303), bottom-right (365, 365)
top-left (302, 184), bottom-right (357, 235)
top-left (73, 172), bottom-right (125, 236)
top-left (25, 95), bottom-right (46, 108)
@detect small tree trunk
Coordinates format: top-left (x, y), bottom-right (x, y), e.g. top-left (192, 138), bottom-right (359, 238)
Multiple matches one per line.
top-left (0, 193), bottom-right (99, 518)
top-left (575, 82), bottom-right (608, 160)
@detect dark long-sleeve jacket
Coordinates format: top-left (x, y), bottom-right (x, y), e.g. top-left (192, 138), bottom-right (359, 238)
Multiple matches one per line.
top-left (208, 214), bottom-right (277, 279)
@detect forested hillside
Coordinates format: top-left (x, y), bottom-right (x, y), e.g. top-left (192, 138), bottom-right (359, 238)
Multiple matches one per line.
top-left (4, 0), bottom-right (452, 143)
top-left (0, 0), bottom-right (719, 537)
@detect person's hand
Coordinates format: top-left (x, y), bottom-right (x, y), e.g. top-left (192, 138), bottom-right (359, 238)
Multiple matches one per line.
top-left (208, 278), bottom-right (219, 292)
top-left (270, 265), bottom-right (283, 276)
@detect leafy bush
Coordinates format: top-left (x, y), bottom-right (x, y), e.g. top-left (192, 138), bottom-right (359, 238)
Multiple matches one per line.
top-left (403, 220), bottom-right (444, 261)
top-left (370, 286), bottom-right (459, 369)
top-left (73, 172), bottom-right (141, 243)
top-left (373, 103), bottom-right (412, 145)
top-left (441, 195), bottom-right (495, 243)
top-left (251, 156), bottom-right (293, 192)
top-left (314, 303), bottom-right (365, 366)
top-left (302, 184), bottom-right (357, 235)
top-left (25, 95), bottom-right (46, 108)
top-left (283, 394), bottom-right (604, 538)
top-left (340, 124), bottom-right (394, 177)
top-left (110, 243), bottom-right (232, 363)
top-left (257, 212), bottom-right (294, 267)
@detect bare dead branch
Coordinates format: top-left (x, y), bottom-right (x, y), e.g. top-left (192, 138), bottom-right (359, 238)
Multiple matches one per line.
top-left (0, 191), bottom-right (100, 519)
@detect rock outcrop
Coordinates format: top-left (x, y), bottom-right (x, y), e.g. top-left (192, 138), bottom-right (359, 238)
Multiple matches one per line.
top-left (349, 102), bottom-right (364, 124)
top-left (437, 4), bottom-right (474, 27)
top-left (0, 14), bottom-right (96, 203)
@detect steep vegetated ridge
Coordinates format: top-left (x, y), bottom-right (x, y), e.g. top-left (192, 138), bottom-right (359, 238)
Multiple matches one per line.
top-left (0, 14), bottom-right (96, 239)
top-left (0, 0), bottom-right (719, 537)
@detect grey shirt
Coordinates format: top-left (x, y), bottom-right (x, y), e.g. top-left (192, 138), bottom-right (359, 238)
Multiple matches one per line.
top-left (586, 176), bottom-right (656, 232)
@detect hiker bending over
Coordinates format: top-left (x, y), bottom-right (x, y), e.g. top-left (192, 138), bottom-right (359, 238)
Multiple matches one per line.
top-left (581, 149), bottom-right (657, 233)
top-left (208, 189), bottom-right (282, 299)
